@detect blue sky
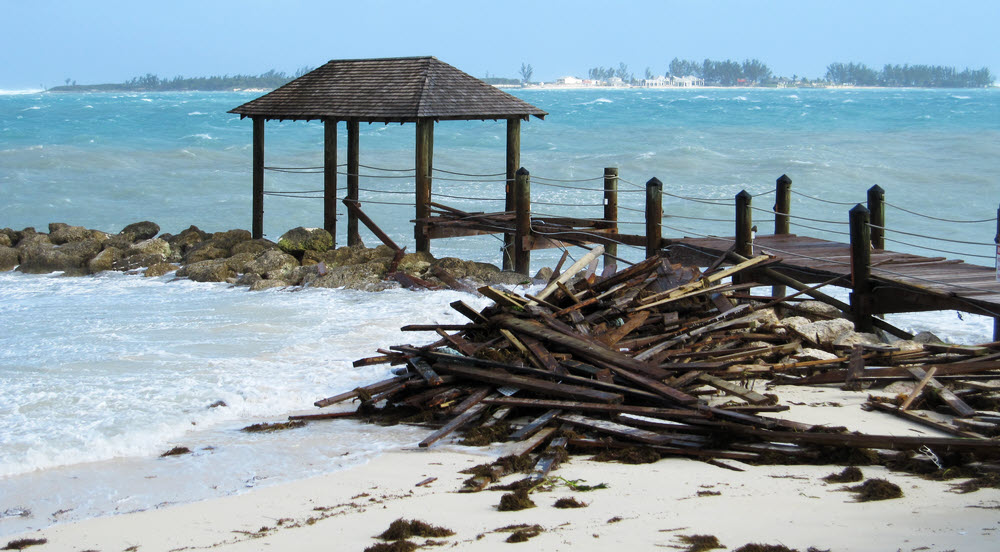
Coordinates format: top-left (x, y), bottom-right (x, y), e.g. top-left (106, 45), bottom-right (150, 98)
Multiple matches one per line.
top-left (3, 0), bottom-right (997, 89)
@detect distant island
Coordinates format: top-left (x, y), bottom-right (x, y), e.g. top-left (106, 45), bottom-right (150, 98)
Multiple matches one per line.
top-left (45, 59), bottom-right (994, 93)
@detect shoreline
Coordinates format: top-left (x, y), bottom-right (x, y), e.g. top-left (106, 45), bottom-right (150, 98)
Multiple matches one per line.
top-left (6, 387), bottom-right (999, 551)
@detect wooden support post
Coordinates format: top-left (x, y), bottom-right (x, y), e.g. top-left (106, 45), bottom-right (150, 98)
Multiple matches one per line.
top-left (735, 190), bottom-right (753, 288)
top-left (849, 203), bottom-right (874, 333)
top-left (323, 119), bottom-right (338, 242)
top-left (735, 190), bottom-right (753, 258)
top-left (347, 120), bottom-right (360, 246)
top-left (772, 174), bottom-right (791, 298)
top-left (604, 167), bottom-right (619, 268)
top-left (503, 118), bottom-right (521, 271)
top-left (774, 174), bottom-right (791, 235)
top-left (868, 184), bottom-right (885, 250)
top-left (645, 177), bottom-right (662, 259)
top-left (251, 117), bottom-right (264, 239)
top-left (994, 203), bottom-right (999, 340)
top-left (514, 167), bottom-right (532, 275)
top-left (415, 118), bottom-right (434, 253)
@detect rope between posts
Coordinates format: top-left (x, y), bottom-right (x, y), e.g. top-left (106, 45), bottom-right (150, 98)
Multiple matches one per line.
top-left (265, 167), bottom-right (324, 173)
top-left (359, 163), bottom-right (414, 172)
top-left (430, 175), bottom-right (509, 183)
top-left (752, 206), bottom-right (849, 225)
top-left (662, 190), bottom-right (733, 205)
top-left (432, 192), bottom-right (506, 202)
top-left (791, 221), bottom-right (852, 237)
top-left (338, 171), bottom-right (414, 179)
top-left (533, 200), bottom-right (606, 207)
top-left (357, 187), bottom-right (414, 195)
top-left (433, 168), bottom-right (507, 177)
top-left (868, 223), bottom-right (997, 247)
top-left (664, 213), bottom-right (735, 223)
top-left (881, 236), bottom-right (995, 260)
top-left (752, 189), bottom-right (776, 197)
top-left (885, 201), bottom-right (996, 223)
top-left (790, 189), bottom-right (858, 206)
top-left (532, 175), bottom-right (607, 183)
top-left (533, 180), bottom-right (644, 193)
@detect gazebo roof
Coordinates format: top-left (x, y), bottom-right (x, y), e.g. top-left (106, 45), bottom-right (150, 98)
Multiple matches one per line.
top-left (229, 56), bottom-right (547, 123)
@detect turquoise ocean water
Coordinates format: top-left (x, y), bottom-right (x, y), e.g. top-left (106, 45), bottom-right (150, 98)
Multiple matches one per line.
top-left (1, 87), bottom-right (998, 534)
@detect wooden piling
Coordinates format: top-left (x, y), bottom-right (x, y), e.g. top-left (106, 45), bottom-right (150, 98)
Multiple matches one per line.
top-left (415, 118), bottom-right (434, 253)
top-left (514, 167), bottom-right (531, 275)
top-left (772, 175), bottom-right (791, 298)
top-left (774, 174), bottom-right (791, 235)
top-left (849, 203), bottom-right (874, 333)
top-left (645, 178), bottom-right (663, 259)
top-left (604, 167), bottom-right (619, 266)
top-left (347, 120), bottom-right (361, 246)
top-left (995, 203), bottom-right (999, 340)
top-left (251, 117), bottom-right (264, 239)
top-left (503, 118), bottom-right (521, 271)
top-left (324, 119), bottom-right (338, 242)
top-left (868, 185), bottom-right (885, 250)
top-left (735, 190), bottom-right (753, 258)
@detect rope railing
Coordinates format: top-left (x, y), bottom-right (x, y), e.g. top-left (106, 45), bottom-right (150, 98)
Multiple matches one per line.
top-left (868, 223), bottom-right (997, 247)
top-left (751, 206), bottom-right (850, 225)
top-left (433, 168), bottom-right (506, 177)
top-left (884, 201), bottom-right (996, 224)
top-left (880, 236), bottom-right (995, 260)
top-left (431, 192), bottom-right (506, 202)
top-left (790, 189), bottom-right (858, 206)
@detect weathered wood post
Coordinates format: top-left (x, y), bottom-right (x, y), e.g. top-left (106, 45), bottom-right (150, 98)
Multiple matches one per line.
top-left (772, 175), bottom-right (791, 297)
top-left (415, 118), bottom-right (434, 253)
top-left (849, 203), bottom-right (874, 333)
top-left (868, 184), bottom-right (885, 250)
top-left (323, 119), bottom-right (338, 243)
top-left (346, 120), bottom-right (361, 246)
top-left (774, 174), bottom-right (791, 235)
top-left (514, 167), bottom-right (531, 275)
top-left (604, 167), bottom-right (619, 266)
top-left (251, 117), bottom-right (264, 239)
top-left (735, 190), bottom-right (753, 258)
top-left (994, 203), bottom-right (999, 340)
top-left (735, 190), bottom-right (754, 287)
top-left (645, 177), bottom-right (662, 259)
top-left (503, 118), bottom-right (521, 271)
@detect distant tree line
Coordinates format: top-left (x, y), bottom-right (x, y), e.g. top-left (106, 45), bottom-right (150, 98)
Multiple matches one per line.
top-left (588, 62), bottom-right (635, 83)
top-left (668, 58), bottom-right (772, 85)
top-left (825, 62), bottom-right (993, 88)
top-left (48, 68), bottom-right (313, 92)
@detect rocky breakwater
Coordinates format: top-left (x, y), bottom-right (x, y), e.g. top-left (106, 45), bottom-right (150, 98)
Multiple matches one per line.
top-left (0, 222), bottom-right (529, 291)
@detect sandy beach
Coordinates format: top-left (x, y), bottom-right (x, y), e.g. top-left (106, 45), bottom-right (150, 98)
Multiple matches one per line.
top-left (7, 386), bottom-right (998, 552)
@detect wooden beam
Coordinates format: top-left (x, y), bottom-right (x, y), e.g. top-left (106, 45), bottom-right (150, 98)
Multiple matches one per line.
top-left (252, 117), bottom-right (264, 239)
top-left (418, 388), bottom-right (491, 448)
top-left (514, 167), bottom-right (531, 275)
top-left (645, 177), bottom-right (662, 259)
top-left (434, 362), bottom-right (624, 403)
top-left (415, 118), bottom-right (434, 253)
top-left (324, 119), bottom-right (338, 241)
top-left (347, 120), bottom-right (361, 246)
top-left (503, 118), bottom-right (520, 270)
top-left (342, 199), bottom-right (402, 251)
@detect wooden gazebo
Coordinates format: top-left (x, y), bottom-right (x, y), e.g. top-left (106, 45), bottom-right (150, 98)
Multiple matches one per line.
top-left (229, 56), bottom-right (547, 257)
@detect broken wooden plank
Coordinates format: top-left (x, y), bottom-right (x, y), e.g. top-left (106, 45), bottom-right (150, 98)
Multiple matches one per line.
top-left (900, 366), bottom-right (938, 411)
top-left (557, 413), bottom-right (700, 447)
top-left (314, 375), bottom-right (411, 408)
top-left (508, 409), bottom-right (562, 441)
top-left (865, 400), bottom-right (983, 439)
top-left (450, 300), bottom-right (489, 324)
top-left (527, 436), bottom-right (569, 482)
top-left (507, 427), bottom-right (557, 458)
top-left (434, 362), bottom-right (624, 404)
top-left (482, 397), bottom-right (701, 420)
top-left (907, 367), bottom-right (977, 417)
top-left (607, 366), bottom-right (699, 405)
top-left (696, 373), bottom-right (772, 405)
top-left (418, 388), bottom-right (492, 448)
top-left (408, 357), bottom-right (444, 386)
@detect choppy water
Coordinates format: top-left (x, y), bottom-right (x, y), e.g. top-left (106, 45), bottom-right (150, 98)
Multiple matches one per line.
top-left (1, 87), bottom-right (998, 535)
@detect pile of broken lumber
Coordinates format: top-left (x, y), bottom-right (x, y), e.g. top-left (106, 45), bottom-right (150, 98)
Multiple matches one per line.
top-left (302, 245), bottom-right (1000, 476)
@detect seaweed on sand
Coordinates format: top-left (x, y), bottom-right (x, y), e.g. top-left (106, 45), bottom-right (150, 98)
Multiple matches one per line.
top-left (553, 497), bottom-right (588, 508)
top-left (678, 534), bottom-right (725, 552)
top-left (1, 539), bottom-right (48, 551)
top-left (240, 420), bottom-right (306, 433)
top-left (822, 466), bottom-right (863, 483)
top-left (159, 446), bottom-right (191, 457)
top-left (590, 446), bottom-right (661, 465)
top-left (375, 518), bottom-right (455, 540)
top-left (847, 478), bottom-right (903, 501)
top-left (497, 489), bottom-right (536, 511)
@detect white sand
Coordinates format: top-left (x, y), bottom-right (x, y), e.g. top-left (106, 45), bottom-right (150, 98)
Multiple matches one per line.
top-left (7, 386), bottom-right (1000, 552)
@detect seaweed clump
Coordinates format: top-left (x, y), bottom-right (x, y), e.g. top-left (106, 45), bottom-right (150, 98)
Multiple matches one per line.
top-left (950, 473), bottom-right (1000, 494)
top-left (460, 423), bottom-right (512, 446)
top-left (160, 446), bottom-right (192, 457)
top-left (376, 518), bottom-right (455, 540)
top-left (497, 489), bottom-right (536, 511)
top-left (590, 446), bottom-right (661, 464)
top-left (847, 478), bottom-right (903, 501)
top-left (240, 420), bottom-right (306, 433)
top-left (363, 542), bottom-right (418, 552)
top-left (822, 466), bottom-right (863, 483)
top-left (1, 539), bottom-right (48, 551)
top-left (495, 524), bottom-right (543, 543)
top-left (553, 497), bottom-right (588, 508)
top-left (679, 534), bottom-right (725, 552)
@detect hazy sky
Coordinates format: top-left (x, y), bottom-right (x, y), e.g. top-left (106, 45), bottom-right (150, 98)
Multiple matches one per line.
top-left (3, 0), bottom-right (997, 89)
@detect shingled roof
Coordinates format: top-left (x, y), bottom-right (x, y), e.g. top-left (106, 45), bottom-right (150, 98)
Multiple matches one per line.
top-left (229, 56), bottom-right (547, 123)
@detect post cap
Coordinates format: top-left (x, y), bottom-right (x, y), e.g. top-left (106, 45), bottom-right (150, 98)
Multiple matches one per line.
top-left (516, 167), bottom-right (529, 176)
top-left (850, 203), bottom-right (870, 216)
top-left (646, 177), bottom-right (662, 188)
top-left (868, 184), bottom-right (885, 195)
top-left (736, 190), bottom-right (752, 202)
top-left (777, 174), bottom-right (792, 186)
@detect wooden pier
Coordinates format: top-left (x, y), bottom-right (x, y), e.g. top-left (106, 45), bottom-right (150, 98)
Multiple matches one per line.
top-left (420, 170), bottom-right (1000, 340)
